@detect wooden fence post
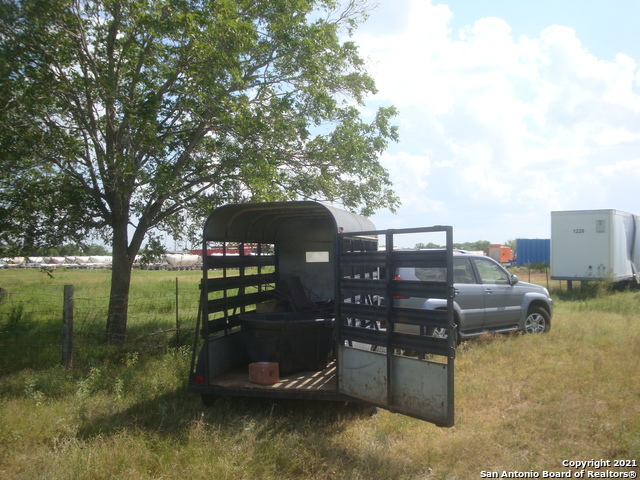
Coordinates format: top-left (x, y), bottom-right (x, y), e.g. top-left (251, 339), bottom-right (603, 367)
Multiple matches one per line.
top-left (62, 284), bottom-right (74, 369)
top-left (175, 277), bottom-right (180, 345)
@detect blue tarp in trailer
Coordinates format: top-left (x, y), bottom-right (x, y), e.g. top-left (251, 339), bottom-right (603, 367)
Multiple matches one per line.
top-left (516, 239), bottom-right (550, 266)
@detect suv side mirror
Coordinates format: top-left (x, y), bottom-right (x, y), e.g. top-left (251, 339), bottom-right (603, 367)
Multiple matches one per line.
top-left (510, 274), bottom-right (519, 285)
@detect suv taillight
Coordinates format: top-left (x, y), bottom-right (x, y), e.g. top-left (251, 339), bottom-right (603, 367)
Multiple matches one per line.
top-left (393, 274), bottom-right (410, 299)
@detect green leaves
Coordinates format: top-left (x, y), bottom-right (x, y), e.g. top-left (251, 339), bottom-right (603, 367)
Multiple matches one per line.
top-left (1, 0), bottom-right (401, 336)
top-left (0, 0), bottom-right (399, 248)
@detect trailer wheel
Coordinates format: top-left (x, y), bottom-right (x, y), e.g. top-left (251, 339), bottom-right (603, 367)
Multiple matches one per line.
top-left (524, 307), bottom-right (550, 334)
top-left (201, 394), bottom-right (216, 407)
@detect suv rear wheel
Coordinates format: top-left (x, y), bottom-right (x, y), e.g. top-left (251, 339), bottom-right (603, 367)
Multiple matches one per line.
top-left (429, 314), bottom-right (460, 345)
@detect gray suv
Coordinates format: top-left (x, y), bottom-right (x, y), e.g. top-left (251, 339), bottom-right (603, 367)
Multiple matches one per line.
top-left (394, 252), bottom-right (553, 342)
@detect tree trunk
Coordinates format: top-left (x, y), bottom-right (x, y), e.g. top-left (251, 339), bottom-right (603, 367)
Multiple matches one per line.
top-left (105, 219), bottom-right (133, 342)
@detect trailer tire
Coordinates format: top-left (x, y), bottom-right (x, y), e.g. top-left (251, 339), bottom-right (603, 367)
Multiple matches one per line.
top-left (201, 394), bottom-right (216, 407)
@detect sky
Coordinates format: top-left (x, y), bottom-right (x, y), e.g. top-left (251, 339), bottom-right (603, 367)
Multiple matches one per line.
top-left (352, 0), bottom-right (640, 246)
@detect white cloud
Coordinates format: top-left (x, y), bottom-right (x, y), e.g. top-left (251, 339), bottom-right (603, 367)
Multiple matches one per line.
top-left (595, 128), bottom-right (640, 146)
top-left (358, 0), bottom-right (640, 243)
top-left (380, 151), bottom-right (438, 208)
top-left (596, 159), bottom-right (640, 179)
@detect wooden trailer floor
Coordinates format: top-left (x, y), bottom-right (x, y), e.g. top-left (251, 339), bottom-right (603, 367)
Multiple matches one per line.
top-left (210, 361), bottom-right (338, 395)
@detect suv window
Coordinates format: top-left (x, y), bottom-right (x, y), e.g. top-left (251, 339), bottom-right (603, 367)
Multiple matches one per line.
top-left (472, 258), bottom-right (510, 284)
top-left (453, 258), bottom-right (475, 284)
top-left (414, 258), bottom-right (476, 284)
top-left (414, 267), bottom-right (445, 282)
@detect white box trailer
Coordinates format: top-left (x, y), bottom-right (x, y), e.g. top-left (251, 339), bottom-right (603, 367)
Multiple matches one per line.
top-left (550, 209), bottom-right (640, 282)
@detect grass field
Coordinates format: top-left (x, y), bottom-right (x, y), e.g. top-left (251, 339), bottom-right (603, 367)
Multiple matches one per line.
top-left (0, 268), bottom-right (638, 479)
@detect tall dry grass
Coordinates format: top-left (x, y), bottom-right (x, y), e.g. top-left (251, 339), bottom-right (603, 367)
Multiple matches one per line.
top-left (0, 269), bottom-right (638, 479)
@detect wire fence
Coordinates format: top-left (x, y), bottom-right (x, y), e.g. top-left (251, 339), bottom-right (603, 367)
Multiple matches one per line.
top-left (0, 281), bottom-right (200, 374)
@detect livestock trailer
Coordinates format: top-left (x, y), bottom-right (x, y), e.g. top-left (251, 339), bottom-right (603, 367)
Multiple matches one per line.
top-left (550, 209), bottom-right (640, 282)
top-left (188, 201), bottom-right (456, 426)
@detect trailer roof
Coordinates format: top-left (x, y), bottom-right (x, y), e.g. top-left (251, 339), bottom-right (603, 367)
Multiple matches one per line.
top-left (203, 201), bottom-right (376, 243)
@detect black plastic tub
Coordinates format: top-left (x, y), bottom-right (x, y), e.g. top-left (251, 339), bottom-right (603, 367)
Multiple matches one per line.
top-left (239, 311), bottom-right (335, 375)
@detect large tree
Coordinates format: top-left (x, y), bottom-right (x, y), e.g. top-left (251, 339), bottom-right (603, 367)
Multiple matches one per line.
top-left (0, 0), bottom-right (399, 340)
